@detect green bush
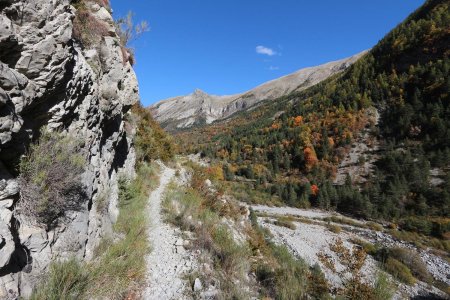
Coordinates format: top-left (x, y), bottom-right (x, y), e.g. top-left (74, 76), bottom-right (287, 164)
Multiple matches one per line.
top-left (388, 247), bottom-right (431, 283)
top-left (271, 244), bottom-right (309, 300)
top-left (351, 238), bottom-right (378, 256)
top-left (383, 258), bottom-right (416, 285)
top-left (18, 130), bottom-right (86, 228)
top-left (373, 272), bottom-right (396, 300)
top-left (132, 103), bottom-right (177, 163)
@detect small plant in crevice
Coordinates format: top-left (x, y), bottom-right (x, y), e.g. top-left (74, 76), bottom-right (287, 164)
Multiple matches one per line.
top-left (72, 1), bottom-right (112, 48)
top-left (95, 188), bottom-right (110, 214)
top-left (17, 129), bottom-right (87, 229)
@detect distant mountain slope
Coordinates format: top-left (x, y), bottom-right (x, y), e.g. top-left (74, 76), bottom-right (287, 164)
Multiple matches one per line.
top-left (150, 52), bottom-right (365, 130)
top-left (178, 0), bottom-right (449, 223)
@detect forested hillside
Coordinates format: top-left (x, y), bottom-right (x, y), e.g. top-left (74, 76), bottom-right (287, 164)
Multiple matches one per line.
top-left (177, 0), bottom-right (450, 242)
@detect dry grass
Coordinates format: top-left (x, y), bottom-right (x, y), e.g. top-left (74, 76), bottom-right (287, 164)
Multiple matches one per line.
top-left (350, 238), bottom-right (378, 255)
top-left (327, 224), bottom-right (342, 234)
top-left (367, 221), bottom-right (384, 231)
top-left (322, 215), bottom-right (384, 232)
top-left (72, 1), bottom-right (112, 48)
top-left (389, 229), bottom-right (450, 252)
top-left (273, 216), bottom-right (296, 230)
top-left (323, 216), bottom-right (365, 228)
top-left (383, 258), bottom-right (416, 285)
top-left (387, 247), bottom-right (432, 283)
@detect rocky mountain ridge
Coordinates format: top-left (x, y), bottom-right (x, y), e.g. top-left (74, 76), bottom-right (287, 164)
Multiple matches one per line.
top-left (150, 51), bottom-right (366, 131)
top-left (0, 0), bottom-right (138, 297)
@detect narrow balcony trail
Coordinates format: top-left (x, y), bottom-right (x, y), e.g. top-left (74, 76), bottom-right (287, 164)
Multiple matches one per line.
top-left (144, 163), bottom-right (196, 300)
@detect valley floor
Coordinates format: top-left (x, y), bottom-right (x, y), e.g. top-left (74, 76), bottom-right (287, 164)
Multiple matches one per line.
top-left (143, 159), bottom-right (449, 299)
top-left (251, 204), bottom-right (449, 299)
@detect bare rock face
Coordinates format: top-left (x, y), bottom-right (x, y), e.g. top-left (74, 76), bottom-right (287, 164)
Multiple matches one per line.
top-left (150, 51), bottom-right (367, 131)
top-left (0, 0), bottom-right (139, 298)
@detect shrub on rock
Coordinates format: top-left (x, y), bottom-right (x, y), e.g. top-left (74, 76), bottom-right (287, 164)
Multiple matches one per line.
top-left (17, 129), bottom-right (86, 228)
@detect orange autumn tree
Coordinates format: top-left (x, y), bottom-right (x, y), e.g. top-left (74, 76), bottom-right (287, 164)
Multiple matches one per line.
top-left (294, 115), bottom-right (303, 126)
top-left (304, 146), bottom-right (318, 169)
top-left (206, 164), bottom-right (224, 181)
top-left (311, 184), bottom-right (319, 196)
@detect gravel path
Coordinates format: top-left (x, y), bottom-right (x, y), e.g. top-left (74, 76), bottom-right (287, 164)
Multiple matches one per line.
top-left (144, 163), bottom-right (196, 300)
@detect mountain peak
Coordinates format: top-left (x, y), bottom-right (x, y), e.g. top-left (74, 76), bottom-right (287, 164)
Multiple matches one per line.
top-left (193, 89), bottom-right (208, 96)
top-left (150, 52), bottom-right (365, 131)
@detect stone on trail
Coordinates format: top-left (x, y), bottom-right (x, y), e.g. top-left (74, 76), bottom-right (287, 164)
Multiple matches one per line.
top-left (193, 278), bottom-right (203, 292)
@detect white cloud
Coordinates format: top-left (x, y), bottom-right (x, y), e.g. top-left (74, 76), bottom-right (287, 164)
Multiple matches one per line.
top-left (256, 45), bottom-right (277, 56)
top-left (268, 66), bottom-right (279, 70)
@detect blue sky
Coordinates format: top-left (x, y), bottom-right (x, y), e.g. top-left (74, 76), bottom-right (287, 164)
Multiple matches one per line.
top-left (110, 0), bottom-right (425, 106)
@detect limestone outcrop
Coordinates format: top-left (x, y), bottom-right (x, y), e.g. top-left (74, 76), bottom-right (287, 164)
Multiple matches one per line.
top-left (0, 0), bottom-right (139, 297)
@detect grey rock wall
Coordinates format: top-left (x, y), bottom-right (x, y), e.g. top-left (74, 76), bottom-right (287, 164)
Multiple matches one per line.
top-left (0, 0), bottom-right (139, 298)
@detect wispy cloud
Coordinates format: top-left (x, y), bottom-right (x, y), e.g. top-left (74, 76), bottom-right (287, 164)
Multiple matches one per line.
top-left (268, 66), bottom-right (279, 71)
top-left (256, 45), bottom-right (277, 56)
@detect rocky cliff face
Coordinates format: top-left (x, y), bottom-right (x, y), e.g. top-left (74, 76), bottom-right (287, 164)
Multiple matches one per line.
top-left (150, 51), bottom-right (366, 131)
top-left (0, 0), bottom-right (139, 298)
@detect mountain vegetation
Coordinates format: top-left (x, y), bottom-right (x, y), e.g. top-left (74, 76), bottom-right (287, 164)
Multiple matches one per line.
top-left (176, 0), bottom-right (450, 244)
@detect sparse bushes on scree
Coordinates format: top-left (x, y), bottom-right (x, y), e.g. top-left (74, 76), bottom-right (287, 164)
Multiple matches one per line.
top-left (17, 129), bottom-right (86, 228)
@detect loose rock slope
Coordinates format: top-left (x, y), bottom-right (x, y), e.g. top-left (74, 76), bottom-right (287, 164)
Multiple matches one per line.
top-left (252, 205), bottom-right (449, 299)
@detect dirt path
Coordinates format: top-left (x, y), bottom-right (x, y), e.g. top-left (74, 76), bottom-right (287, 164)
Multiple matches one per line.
top-left (144, 163), bottom-right (196, 300)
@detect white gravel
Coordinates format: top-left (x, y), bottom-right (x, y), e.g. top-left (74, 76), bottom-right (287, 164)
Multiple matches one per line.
top-left (144, 163), bottom-right (197, 300)
top-left (258, 216), bottom-right (378, 287)
top-left (251, 204), bottom-right (330, 219)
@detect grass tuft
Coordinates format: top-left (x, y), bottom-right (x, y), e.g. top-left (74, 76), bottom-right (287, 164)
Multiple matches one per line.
top-left (383, 257), bottom-right (416, 285)
top-left (273, 216), bottom-right (296, 230)
top-left (29, 259), bottom-right (88, 300)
